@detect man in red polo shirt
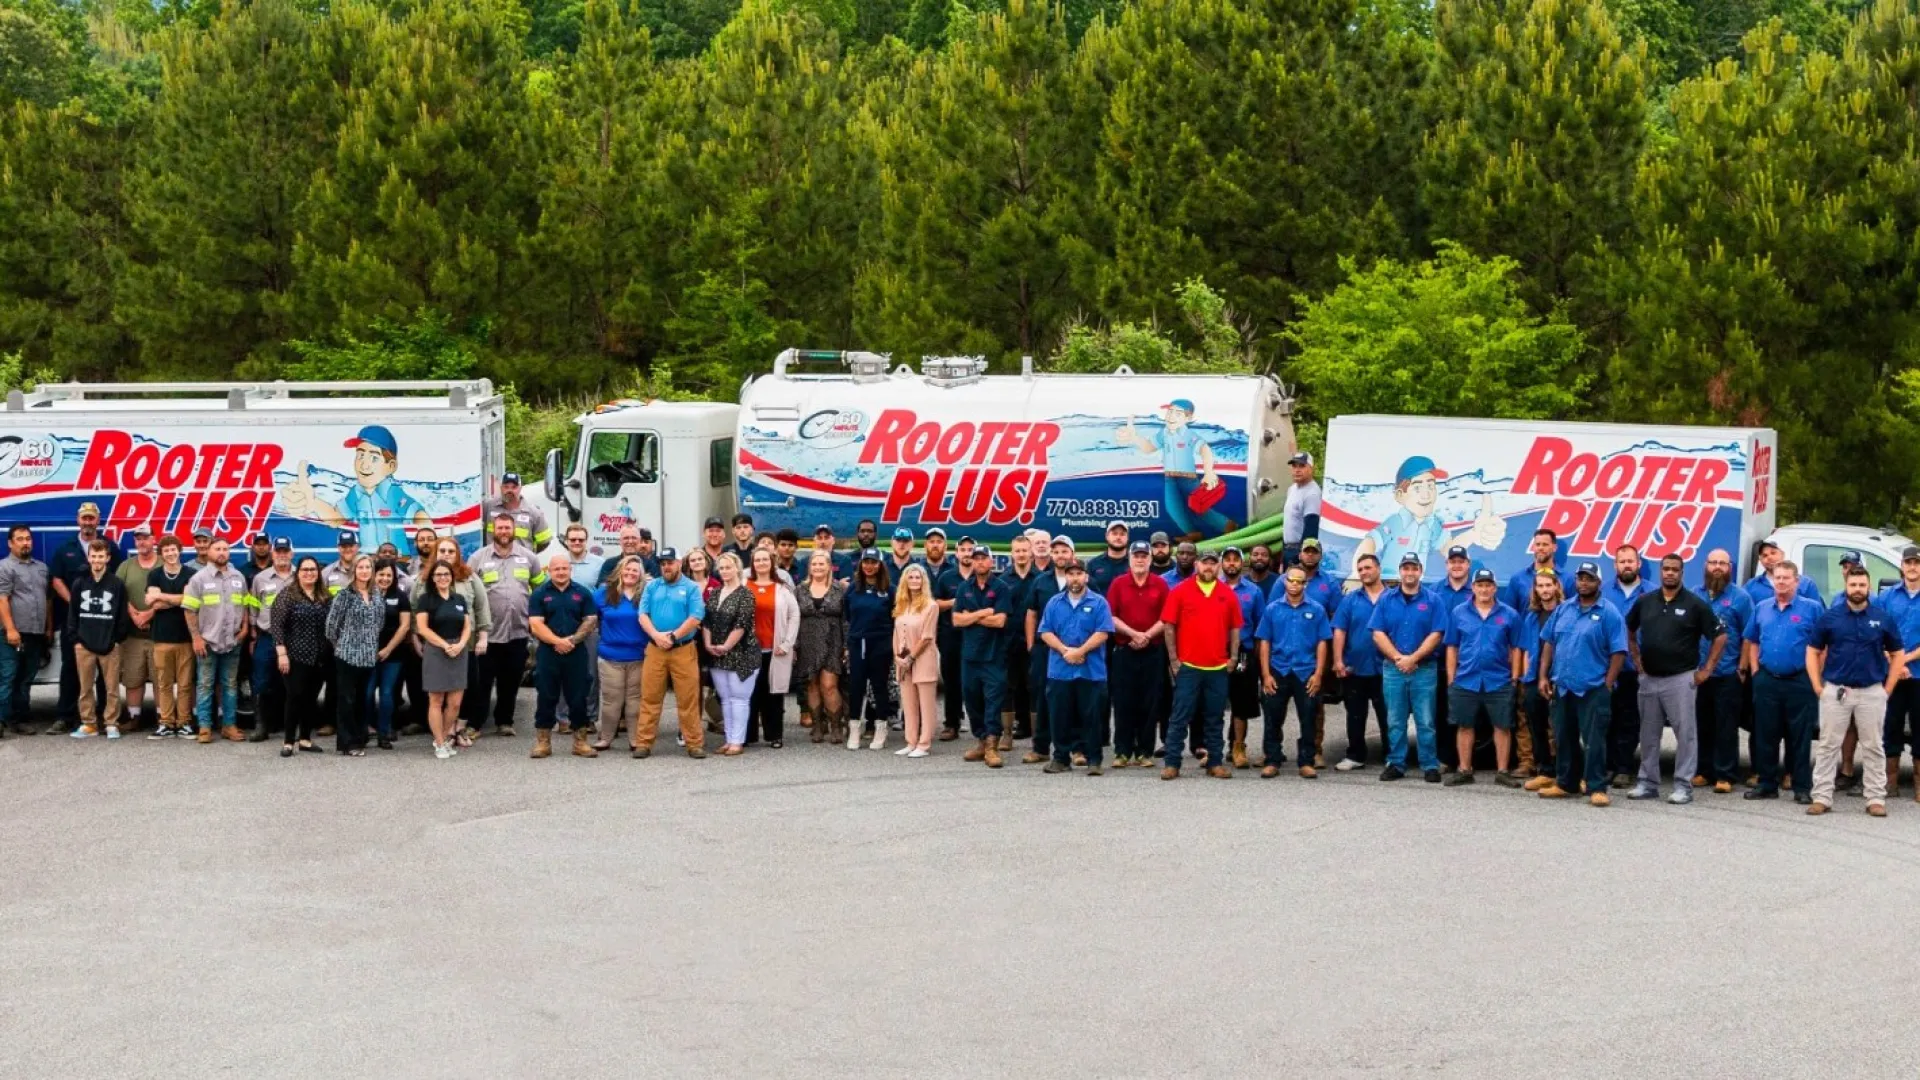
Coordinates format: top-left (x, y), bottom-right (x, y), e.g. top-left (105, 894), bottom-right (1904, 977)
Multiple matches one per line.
top-left (1161, 549), bottom-right (1242, 779)
top-left (1107, 540), bottom-right (1171, 767)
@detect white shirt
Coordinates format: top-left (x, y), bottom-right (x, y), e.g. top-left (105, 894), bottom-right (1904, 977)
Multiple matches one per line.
top-left (1283, 480), bottom-right (1323, 545)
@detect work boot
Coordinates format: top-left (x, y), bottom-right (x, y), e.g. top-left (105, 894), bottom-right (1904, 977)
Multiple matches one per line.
top-left (1524, 775), bottom-right (1556, 792)
top-left (1888, 761), bottom-right (1901, 800)
top-left (572, 732), bottom-right (598, 758)
top-left (937, 728), bottom-right (958, 741)
top-left (1231, 740), bottom-right (1248, 770)
top-left (1536, 783), bottom-right (1570, 799)
top-left (997, 733), bottom-right (1013, 752)
top-left (1160, 766), bottom-right (1180, 781)
top-left (809, 719), bottom-right (827, 744)
top-left (1021, 751), bottom-right (1045, 764)
top-left (983, 740), bottom-right (1003, 768)
top-left (964, 738), bottom-right (987, 762)
top-left (1206, 765), bottom-right (1232, 779)
top-left (531, 731), bottom-right (552, 759)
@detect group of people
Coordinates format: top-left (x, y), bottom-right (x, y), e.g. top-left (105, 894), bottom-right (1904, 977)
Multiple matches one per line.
top-left (4, 460), bottom-right (1917, 822)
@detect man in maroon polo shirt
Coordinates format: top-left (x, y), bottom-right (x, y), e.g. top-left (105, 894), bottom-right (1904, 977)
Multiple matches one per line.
top-left (1160, 549), bottom-right (1242, 779)
top-left (1107, 541), bottom-right (1170, 767)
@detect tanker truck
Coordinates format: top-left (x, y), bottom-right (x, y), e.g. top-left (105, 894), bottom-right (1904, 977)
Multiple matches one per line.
top-left (540, 350), bottom-right (1299, 556)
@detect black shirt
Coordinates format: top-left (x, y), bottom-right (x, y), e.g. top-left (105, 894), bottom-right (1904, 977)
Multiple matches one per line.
top-left (379, 585), bottom-right (411, 647)
top-left (530, 581), bottom-right (596, 646)
top-left (417, 588), bottom-right (471, 643)
top-left (1626, 587), bottom-right (1724, 677)
top-left (150, 565), bottom-right (195, 644)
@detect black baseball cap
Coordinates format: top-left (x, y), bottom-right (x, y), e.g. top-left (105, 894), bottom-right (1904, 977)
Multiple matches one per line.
top-left (731, 513), bottom-right (753, 527)
top-left (1287, 451), bottom-right (1313, 466)
top-left (337, 530), bottom-right (358, 546)
top-left (1447, 545), bottom-right (1468, 560)
top-left (502, 472), bottom-right (522, 485)
top-left (704, 516), bottom-right (725, 529)
top-left (1129, 541), bottom-right (1150, 555)
top-left (957, 535), bottom-right (974, 545)
top-left (251, 532), bottom-right (272, 546)
top-left (637, 527), bottom-right (653, 540)
top-left (814, 523), bottom-right (833, 535)
top-left (657, 546), bottom-right (680, 561)
top-left (1840, 549), bottom-right (1864, 565)
top-left (859, 548), bottom-right (881, 561)
top-left (1399, 552), bottom-right (1422, 568)
top-left (272, 536), bottom-right (292, 551)
top-left (1197, 550), bottom-right (1220, 563)
top-left (1472, 568), bottom-right (1496, 584)
top-left (970, 545), bottom-right (994, 559)
top-left (1903, 545), bottom-right (1920, 561)
top-left (1575, 561), bottom-right (1601, 578)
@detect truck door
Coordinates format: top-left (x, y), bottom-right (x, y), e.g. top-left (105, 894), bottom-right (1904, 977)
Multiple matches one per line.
top-left (580, 429), bottom-right (663, 554)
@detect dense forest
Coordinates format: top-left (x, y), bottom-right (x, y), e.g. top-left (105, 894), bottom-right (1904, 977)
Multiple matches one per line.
top-left (3, 0), bottom-right (1919, 526)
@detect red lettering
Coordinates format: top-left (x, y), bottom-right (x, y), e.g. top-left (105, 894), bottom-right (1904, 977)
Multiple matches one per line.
top-left (1019, 423), bottom-right (1059, 466)
top-left (1021, 469), bottom-right (1047, 522)
top-left (157, 445), bottom-right (194, 489)
top-left (1558, 454), bottom-right (1597, 497)
top-left (216, 445), bottom-right (248, 489)
top-left (104, 492), bottom-right (151, 537)
top-left (935, 424), bottom-right (974, 466)
top-left (1514, 437), bottom-right (1571, 497)
top-left (1653, 458), bottom-right (1691, 502)
top-left (171, 491), bottom-right (203, 534)
top-left (122, 443), bottom-right (159, 489)
top-left (1594, 455), bottom-right (1634, 499)
top-left (990, 425), bottom-right (1025, 466)
top-left (902, 423), bottom-right (937, 464)
top-left (243, 443), bottom-right (282, 488)
top-left (860, 410), bottom-right (917, 466)
top-left (1630, 456), bottom-right (1669, 499)
top-left (1680, 504), bottom-right (1716, 559)
top-left (1540, 499), bottom-right (1584, 540)
top-left (970, 423), bottom-right (1007, 466)
top-left (192, 445), bottom-right (227, 488)
top-left (1572, 498), bottom-right (1610, 556)
top-left (76, 430), bottom-right (134, 490)
top-left (921, 469), bottom-right (955, 524)
top-left (950, 471), bottom-right (995, 524)
top-left (881, 469), bottom-right (931, 523)
top-left (1682, 457), bottom-right (1727, 503)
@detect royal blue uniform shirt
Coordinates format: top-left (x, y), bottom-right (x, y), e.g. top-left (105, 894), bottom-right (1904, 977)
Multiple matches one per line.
top-left (1255, 596), bottom-right (1331, 680)
top-left (1333, 587), bottom-right (1385, 676)
top-left (1037, 590), bottom-right (1115, 681)
top-left (1744, 595), bottom-right (1825, 677)
top-left (1701, 585), bottom-right (1753, 677)
top-left (1366, 586), bottom-right (1447, 661)
top-left (1445, 600), bottom-right (1522, 692)
top-left (1544, 597), bottom-right (1627, 696)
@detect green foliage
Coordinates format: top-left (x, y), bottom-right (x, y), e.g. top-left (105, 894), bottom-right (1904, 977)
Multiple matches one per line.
top-left (1284, 243), bottom-right (1589, 427)
top-left (284, 309), bottom-right (484, 380)
top-left (1052, 277), bottom-right (1254, 374)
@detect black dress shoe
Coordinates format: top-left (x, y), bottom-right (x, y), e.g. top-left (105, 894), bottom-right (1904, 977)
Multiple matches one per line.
top-left (1743, 788), bottom-right (1779, 800)
top-left (1793, 792), bottom-right (1813, 805)
top-left (1423, 769), bottom-right (1443, 784)
top-left (1379, 765), bottom-right (1406, 782)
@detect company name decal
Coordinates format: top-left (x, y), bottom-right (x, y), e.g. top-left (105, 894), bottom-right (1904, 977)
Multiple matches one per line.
top-left (857, 409), bottom-right (1060, 526)
top-left (1512, 437), bottom-right (1728, 560)
top-left (76, 430), bottom-right (285, 542)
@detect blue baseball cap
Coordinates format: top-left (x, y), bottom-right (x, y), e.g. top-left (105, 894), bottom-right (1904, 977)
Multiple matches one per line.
top-left (502, 472), bottom-right (522, 485)
top-left (343, 425), bottom-right (398, 456)
top-left (1575, 561), bottom-right (1601, 578)
top-left (1840, 549), bottom-right (1864, 565)
top-left (337, 530), bottom-right (359, 546)
top-left (859, 548), bottom-right (881, 561)
top-left (1129, 541), bottom-right (1150, 555)
top-left (1447, 545), bottom-right (1468, 560)
top-left (892, 527), bottom-right (913, 541)
top-left (1399, 552), bottom-right (1422, 568)
top-left (1395, 456), bottom-right (1448, 485)
top-left (1161, 398), bottom-right (1196, 414)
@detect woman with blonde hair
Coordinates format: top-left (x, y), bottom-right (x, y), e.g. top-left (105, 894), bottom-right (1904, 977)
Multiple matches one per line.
top-left (702, 552), bottom-right (760, 755)
top-left (593, 555), bottom-right (648, 751)
top-left (891, 563), bottom-right (941, 757)
top-left (791, 550), bottom-right (848, 744)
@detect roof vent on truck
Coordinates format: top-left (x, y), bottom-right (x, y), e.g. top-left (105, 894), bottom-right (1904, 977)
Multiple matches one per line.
top-left (920, 355), bottom-right (989, 386)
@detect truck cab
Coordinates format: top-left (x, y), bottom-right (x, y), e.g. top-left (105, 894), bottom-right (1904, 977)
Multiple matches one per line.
top-left (1758, 524), bottom-right (1916, 596)
top-left (542, 400), bottom-right (741, 560)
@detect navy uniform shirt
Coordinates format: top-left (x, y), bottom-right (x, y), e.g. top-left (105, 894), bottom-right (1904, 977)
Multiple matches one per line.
top-left (1084, 552), bottom-right (1130, 597)
top-left (1445, 600), bottom-right (1523, 692)
top-left (954, 572), bottom-right (1013, 664)
top-left (1002, 566), bottom-right (1042, 646)
top-left (1744, 595), bottom-right (1825, 677)
top-left (1037, 589), bottom-right (1115, 681)
top-left (844, 582), bottom-right (894, 641)
top-left (1809, 601), bottom-right (1903, 688)
top-left (1028, 570), bottom-right (1066, 646)
top-left (529, 579), bottom-right (597, 653)
top-left (926, 556), bottom-right (961, 639)
top-left (1366, 586), bottom-right (1447, 663)
top-left (1255, 596), bottom-right (1331, 680)
top-left (1544, 597), bottom-right (1628, 696)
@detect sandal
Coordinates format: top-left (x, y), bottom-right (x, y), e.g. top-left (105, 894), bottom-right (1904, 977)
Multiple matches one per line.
top-left (768, 740), bottom-right (783, 749)
top-left (298, 742), bottom-right (323, 753)
top-left (280, 745), bottom-right (294, 758)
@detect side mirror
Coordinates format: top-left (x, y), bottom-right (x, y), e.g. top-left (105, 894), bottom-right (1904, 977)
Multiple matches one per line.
top-left (543, 447), bottom-right (563, 505)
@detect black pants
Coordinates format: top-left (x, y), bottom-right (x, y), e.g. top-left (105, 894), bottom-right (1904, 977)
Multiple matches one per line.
top-left (846, 636), bottom-right (892, 728)
top-left (1695, 673), bottom-right (1744, 784)
top-left (747, 650), bottom-right (784, 743)
top-left (467, 638), bottom-right (529, 731)
top-left (333, 660), bottom-right (372, 751)
top-left (1046, 677), bottom-right (1108, 765)
top-left (1109, 643), bottom-right (1166, 759)
top-left (1262, 672), bottom-right (1317, 767)
top-left (283, 660), bottom-right (324, 744)
top-left (1608, 669), bottom-right (1641, 775)
top-left (1523, 682), bottom-right (1553, 773)
top-left (1005, 639), bottom-right (1032, 737)
top-left (1028, 643), bottom-right (1052, 754)
top-left (1752, 670), bottom-right (1815, 795)
top-left (1883, 678), bottom-right (1920, 760)
top-left (939, 630), bottom-right (963, 732)
top-left (402, 648), bottom-right (427, 729)
top-left (1434, 663), bottom-right (1457, 767)
top-left (1228, 663), bottom-right (1261, 722)
top-left (1342, 673), bottom-right (1387, 765)
top-left (533, 647), bottom-right (590, 730)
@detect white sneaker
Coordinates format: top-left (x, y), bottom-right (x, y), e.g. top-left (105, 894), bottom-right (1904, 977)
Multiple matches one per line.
top-left (1334, 758), bottom-right (1363, 772)
top-left (105, 726), bottom-right (122, 740)
top-left (434, 742), bottom-right (452, 760)
top-left (907, 748), bottom-right (929, 758)
top-left (894, 746), bottom-right (913, 756)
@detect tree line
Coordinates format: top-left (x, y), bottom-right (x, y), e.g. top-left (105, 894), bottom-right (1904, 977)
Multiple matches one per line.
top-left (2, 0), bottom-right (1918, 528)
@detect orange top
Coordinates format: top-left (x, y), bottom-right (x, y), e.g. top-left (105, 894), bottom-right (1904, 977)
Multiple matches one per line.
top-left (748, 579), bottom-right (779, 648)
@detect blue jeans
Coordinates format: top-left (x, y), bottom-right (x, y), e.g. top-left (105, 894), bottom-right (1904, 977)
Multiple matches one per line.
top-left (251, 632), bottom-right (284, 732)
top-left (1165, 664), bottom-right (1228, 769)
top-left (0, 633), bottom-right (48, 725)
top-left (1382, 662), bottom-right (1439, 772)
top-left (193, 646), bottom-right (241, 730)
top-left (364, 658), bottom-right (403, 738)
top-left (1553, 689), bottom-right (1612, 795)
top-left (960, 659), bottom-right (1006, 739)
top-left (1163, 474), bottom-right (1230, 536)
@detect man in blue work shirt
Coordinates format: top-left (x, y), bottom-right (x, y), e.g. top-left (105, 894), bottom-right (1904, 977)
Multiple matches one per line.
top-left (1536, 562), bottom-right (1628, 806)
top-left (1434, 544), bottom-right (1474, 772)
top-left (1742, 560), bottom-right (1825, 803)
top-left (1295, 539), bottom-right (1342, 617)
top-left (1603, 544), bottom-right (1649, 789)
top-left (1806, 564), bottom-right (1907, 816)
top-left (634, 548), bottom-right (707, 760)
top-left (1695, 549), bottom-right (1752, 793)
top-left (1037, 559), bottom-right (1113, 774)
top-left (1223, 547), bottom-right (1266, 769)
top-left (1368, 552), bottom-right (1447, 782)
top-left (1504, 528), bottom-right (1573, 614)
top-left (1444, 568), bottom-right (1523, 787)
top-left (1330, 554), bottom-right (1387, 771)
top-left (1745, 539), bottom-right (1822, 606)
top-left (1879, 545), bottom-right (1920, 799)
top-left (1256, 566), bottom-right (1330, 780)
top-left (527, 552), bottom-right (600, 761)
top-left (953, 545), bottom-right (1012, 768)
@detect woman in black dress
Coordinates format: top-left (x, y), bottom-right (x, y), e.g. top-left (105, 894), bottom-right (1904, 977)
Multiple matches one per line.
top-left (791, 550), bottom-right (847, 744)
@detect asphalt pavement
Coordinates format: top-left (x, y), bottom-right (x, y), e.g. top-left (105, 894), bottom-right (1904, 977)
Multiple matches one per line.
top-left (4, 686), bottom-right (1919, 1079)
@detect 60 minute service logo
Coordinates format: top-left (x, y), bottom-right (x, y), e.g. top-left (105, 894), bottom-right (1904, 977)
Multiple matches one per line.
top-left (797, 408), bottom-right (866, 449)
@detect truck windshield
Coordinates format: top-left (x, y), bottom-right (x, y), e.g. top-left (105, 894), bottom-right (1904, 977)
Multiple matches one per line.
top-left (585, 431), bottom-right (658, 498)
top-left (1805, 544), bottom-right (1900, 596)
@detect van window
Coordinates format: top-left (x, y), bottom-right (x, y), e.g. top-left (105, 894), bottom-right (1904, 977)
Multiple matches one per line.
top-left (1803, 544), bottom-right (1899, 599)
top-left (586, 432), bottom-right (658, 498)
top-left (710, 438), bottom-right (733, 489)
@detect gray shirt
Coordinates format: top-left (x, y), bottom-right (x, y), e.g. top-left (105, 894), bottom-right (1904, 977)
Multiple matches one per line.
top-left (0, 554), bottom-right (52, 636)
top-left (1283, 480), bottom-right (1323, 545)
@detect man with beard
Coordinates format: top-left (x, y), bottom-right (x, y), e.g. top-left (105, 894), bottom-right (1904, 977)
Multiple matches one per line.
top-left (1878, 546), bottom-right (1920, 799)
top-left (1694, 549), bottom-right (1753, 793)
top-left (1086, 521), bottom-right (1132, 596)
top-left (1021, 536), bottom-right (1076, 764)
top-left (886, 527), bottom-right (920, 580)
top-left (1433, 544), bottom-right (1475, 771)
top-left (1222, 547), bottom-right (1265, 768)
top-left (1245, 543), bottom-right (1278, 597)
top-left (182, 538), bottom-right (249, 743)
top-left (1625, 553), bottom-right (1727, 805)
top-left (1037, 559), bottom-right (1114, 775)
top-left (854, 519), bottom-right (879, 553)
top-left (1256, 566), bottom-right (1330, 779)
top-left (1159, 550), bottom-right (1241, 780)
top-left (1162, 541), bottom-right (1198, 588)
top-left (1000, 534), bottom-right (1040, 747)
top-left (1106, 540), bottom-right (1169, 768)
top-left (467, 513), bottom-right (546, 738)
top-left (1604, 544), bottom-right (1649, 788)
top-left (1536, 562), bottom-right (1628, 807)
top-left (953, 545), bottom-right (1011, 768)
top-left (1806, 565), bottom-right (1905, 816)
top-left (1331, 554), bottom-right (1388, 770)
top-left (1504, 528), bottom-right (1574, 614)
top-left (726, 514), bottom-right (757, 564)
top-left (409, 527), bottom-right (438, 581)
top-left (1742, 561), bottom-right (1825, 804)
top-left (1368, 553), bottom-right (1447, 782)
top-left (1148, 532), bottom-right (1174, 576)
top-left (1281, 451), bottom-right (1321, 566)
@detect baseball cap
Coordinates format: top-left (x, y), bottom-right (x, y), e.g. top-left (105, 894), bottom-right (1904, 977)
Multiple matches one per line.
top-left (501, 471), bottom-right (521, 485)
top-left (859, 548), bottom-right (880, 561)
top-left (345, 425), bottom-right (399, 456)
top-left (1051, 535), bottom-right (1073, 548)
top-left (731, 513), bottom-right (753, 526)
top-left (1840, 549), bottom-right (1864, 565)
top-left (272, 536), bottom-right (292, 551)
top-left (1399, 552), bottom-right (1422, 568)
top-left (1197, 549), bottom-right (1220, 563)
top-left (1903, 545), bottom-right (1920, 561)
top-left (814, 523), bottom-right (833, 535)
top-left (1447, 545), bottom-right (1469, 560)
top-left (251, 532), bottom-right (271, 545)
top-left (1129, 541), bottom-right (1150, 555)
top-left (1575, 561), bottom-right (1601, 578)
top-left (1223, 545), bottom-right (1242, 557)
top-left (338, 530), bottom-right (359, 545)
top-left (77, 502), bottom-right (100, 518)
top-left (1288, 451), bottom-right (1313, 466)
top-left (1300, 538), bottom-right (1322, 551)
top-left (637, 527), bottom-right (653, 540)
top-left (924, 527), bottom-right (947, 539)
top-left (1395, 455), bottom-right (1448, 484)
top-left (1149, 531), bottom-right (1170, 546)
top-left (1161, 398), bottom-right (1196, 414)
top-left (1060, 558), bottom-right (1085, 572)
top-left (971, 545), bottom-right (993, 559)
top-left (657, 546), bottom-right (680, 561)
top-left (704, 516), bottom-right (725, 529)
top-left (957, 535), bottom-right (974, 545)
top-left (130, 524), bottom-right (152, 537)
top-left (1757, 538), bottom-right (1781, 553)
top-left (1472, 568), bottom-right (1496, 584)
top-left (192, 527), bottom-right (214, 541)
top-left (893, 527), bottom-right (913, 541)
top-left (1106, 520), bottom-right (1129, 533)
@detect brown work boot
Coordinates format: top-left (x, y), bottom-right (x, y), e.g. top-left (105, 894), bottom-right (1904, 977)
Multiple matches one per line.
top-left (963, 738), bottom-right (987, 762)
top-left (1231, 741), bottom-right (1249, 769)
top-left (1524, 775), bottom-right (1555, 792)
top-left (1867, 803), bottom-right (1887, 817)
top-left (1590, 792), bottom-right (1611, 807)
top-left (1021, 751), bottom-right (1045, 764)
top-left (1207, 765), bottom-right (1232, 779)
top-left (1888, 761), bottom-right (1901, 799)
top-left (221, 726), bottom-right (245, 742)
top-left (1713, 780), bottom-right (1733, 794)
top-left (936, 728), bottom-right (958, 741)
top-left (1260, 764), bottom-right (1280, 779)
top-left (1298, 765), bottom-right (1317, 779)
top-left (195, 727), bottom-right (213, 744)
top-left (572, 733), bottom-right (598, 758)
top-left (1160, 766), bottom-right (1179, 780)
top-left (996, 733), bottom-right (1013, 752)
top-left (1691, 774), bottom-right (1708, 788)
top-left (1806, 801), bottom-right (1829, 816)
top-left (983, 741), bottom-right (1003, 768)
top-left (1536, 783), bottom-right (1570, 799)
top-left (530, 730), bottom-right (552, 759)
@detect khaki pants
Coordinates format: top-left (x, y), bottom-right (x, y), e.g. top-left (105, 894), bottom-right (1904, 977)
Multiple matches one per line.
top-left (598, 658), bottom-right (644, 738)
top-left (118, 635), bottom-right (153, 694)
top-left (1813, 683), bottom-right (1888, 806)
top-left (637, 644), bottom-right (701, 751)
top-left (152, 642), bottom-right (195, 730)
top-left (75, 647), bottom-right (122, 728)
